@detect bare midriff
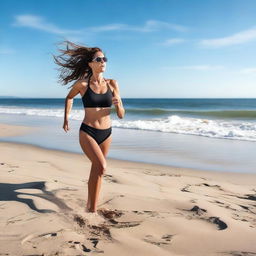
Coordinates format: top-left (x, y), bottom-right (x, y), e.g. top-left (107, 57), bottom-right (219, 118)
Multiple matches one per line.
top-left (82, 107), bottom-right (112, 129)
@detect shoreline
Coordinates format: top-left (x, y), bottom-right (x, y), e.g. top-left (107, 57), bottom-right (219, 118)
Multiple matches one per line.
top-left (1, 122), bottom-right (256, 183)
top-left (1, 140), bottom-right (256, 185)
top-left (1, 116), bottom-right (255, 174)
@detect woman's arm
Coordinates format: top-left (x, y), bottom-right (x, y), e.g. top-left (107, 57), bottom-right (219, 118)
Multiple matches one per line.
top-left (110, 79), bottom-right (125, 119)
top-left (63, 80), bottom-right (82, 132)
top-left (65, 81), bottom-right (81, 119)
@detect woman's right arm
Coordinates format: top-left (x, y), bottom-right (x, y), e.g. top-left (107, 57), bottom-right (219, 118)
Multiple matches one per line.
top-left (63, 80), bottom-right (82, 132)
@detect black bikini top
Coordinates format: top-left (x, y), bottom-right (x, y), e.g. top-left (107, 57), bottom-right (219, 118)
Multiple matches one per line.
top-left (82, 75), bottom-right (113, 108)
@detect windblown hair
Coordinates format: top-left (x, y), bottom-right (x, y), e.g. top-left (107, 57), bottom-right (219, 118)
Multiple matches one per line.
top-left (53, 40), bottom-right (104, 88)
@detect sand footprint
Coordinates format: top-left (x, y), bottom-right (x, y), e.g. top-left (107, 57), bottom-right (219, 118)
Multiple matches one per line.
top-left (177, 205), bottom-right (228, 230)
top-left (103, 174), bottom-right (118, 183)
top-left (38, 232), bottom-right (57, 238)
top-left (97, 207), bottom-right (123, 219)
top-left (21, 229), bottom-right (97, 255)
top-left (68, 235), bottom-right (104, 254)
top-left (143, 233), bottom-right (173, 246)
top-left (97, 208), bottom-right (143, 228)
top-left (73, 211), bottom-right (105, 227)
top-left (219, 251), bottom-right (256, 256)
top-left (68, 240), bottom-right (92, 253)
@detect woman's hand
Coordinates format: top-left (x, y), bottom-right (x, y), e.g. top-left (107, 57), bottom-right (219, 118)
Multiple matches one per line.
top-left (112, 96), bottom-right (120, 106)
top-left (63, 119), bottom-right (70, 132)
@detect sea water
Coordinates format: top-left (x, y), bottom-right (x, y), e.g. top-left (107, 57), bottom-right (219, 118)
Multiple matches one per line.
top-left (0, 98), bottom-right (255, 173)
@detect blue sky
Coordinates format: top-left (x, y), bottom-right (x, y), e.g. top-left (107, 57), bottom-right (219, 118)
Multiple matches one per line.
top-left (1, 0), bottom-right (256, 98)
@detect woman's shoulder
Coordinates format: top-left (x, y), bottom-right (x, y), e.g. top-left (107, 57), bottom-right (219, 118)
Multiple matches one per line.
top-left (106, 78), bottom-right (118, 86)
top-left (108, 79), bottom-right (119, 91)
top-left (76, 77), bottom-right (89, 87)
top-left (105, 78), bottom-right (115, 90)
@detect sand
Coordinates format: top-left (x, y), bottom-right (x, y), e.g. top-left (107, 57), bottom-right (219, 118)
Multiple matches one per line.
top-left (0, 123), bottom-right (256, 256)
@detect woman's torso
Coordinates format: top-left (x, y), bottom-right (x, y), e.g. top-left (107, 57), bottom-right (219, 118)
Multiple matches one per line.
top-left (80, 76), bottom-right (113, 129)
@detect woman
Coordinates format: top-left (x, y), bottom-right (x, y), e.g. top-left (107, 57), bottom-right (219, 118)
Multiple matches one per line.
top-left (53, 40), bottom-right (125, 213)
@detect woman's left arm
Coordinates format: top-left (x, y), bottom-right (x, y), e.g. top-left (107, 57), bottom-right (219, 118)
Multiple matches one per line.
top-left (110, 79), bottom-right (125, 119)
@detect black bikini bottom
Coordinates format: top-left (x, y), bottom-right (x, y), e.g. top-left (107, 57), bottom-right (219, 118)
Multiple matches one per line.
top-left (79, 122), bottom-right (112, 145)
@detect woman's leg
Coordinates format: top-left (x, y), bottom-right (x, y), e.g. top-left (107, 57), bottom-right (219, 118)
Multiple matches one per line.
top-left (86, 134), bottom-right (112, 211)
top-left (87, 163), bottom-right (102, 212)
top-left (79, 130), bottom-right (112, 212)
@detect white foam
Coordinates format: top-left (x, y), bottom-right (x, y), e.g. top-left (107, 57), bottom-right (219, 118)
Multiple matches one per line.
top-left (1, 107), bottom-right (255, 142)
top-left (0, 107), bottom-right (84, 120)
top-left (112, 115), bottom-right (256, 142)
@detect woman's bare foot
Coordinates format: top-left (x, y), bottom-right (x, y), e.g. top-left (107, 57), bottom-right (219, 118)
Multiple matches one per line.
top-left (85, 199), bottom-right (91, 212)
top-left (85, 200), bottom-right (97, 213)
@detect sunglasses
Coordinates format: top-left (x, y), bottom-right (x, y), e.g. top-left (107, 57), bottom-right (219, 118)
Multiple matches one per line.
top-left (92, 56), bottom-right (108, 63)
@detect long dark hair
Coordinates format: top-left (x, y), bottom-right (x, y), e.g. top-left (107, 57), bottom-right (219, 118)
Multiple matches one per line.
top-left (53, 40), bottom-right (104, 88)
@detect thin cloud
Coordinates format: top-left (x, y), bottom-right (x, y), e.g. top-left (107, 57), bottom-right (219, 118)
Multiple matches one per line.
top-left (12, 15), bottom-right (81, 35)
top-left (159, 38), bottom-right (185, 46)
top-left (87, 20), bottom-right (188, 33)
top-left (199, 27), bottom-right (256, 48)
top-left (240, 67), bottom-right (256, 74)
top-left (88, 24), bottom-right (128, 32)
top-left (162, 65), bottom-right (225, 70)
top-left (12, 15), bottom-right (188, 36)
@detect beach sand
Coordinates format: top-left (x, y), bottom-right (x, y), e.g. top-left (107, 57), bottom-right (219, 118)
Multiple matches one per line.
top-left (0, 123), bottom-right (256, 256)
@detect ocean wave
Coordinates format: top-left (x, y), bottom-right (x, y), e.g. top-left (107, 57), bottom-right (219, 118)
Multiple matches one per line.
top-left (126, 108), bottom-right (256, 119)
top-left (0, 107), bottom-right (83, 120)
top-left (112, 115), bottom-right (256, 142)
top-left (1, 106), bottom-right (255, 119)
top-left (0, 107), bottom-right (255, 142)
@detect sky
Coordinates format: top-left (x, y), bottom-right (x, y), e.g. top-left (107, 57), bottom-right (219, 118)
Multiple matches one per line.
top-left (1, 0), bottom-right (256, 98)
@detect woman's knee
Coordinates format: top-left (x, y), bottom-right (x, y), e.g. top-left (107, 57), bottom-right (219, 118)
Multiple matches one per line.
top-left (92, 160), bottom-right (107, 174)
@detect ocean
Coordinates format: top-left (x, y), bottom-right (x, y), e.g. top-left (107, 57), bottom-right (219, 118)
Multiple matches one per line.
top-left (0, 98), bottom-right (255, 173)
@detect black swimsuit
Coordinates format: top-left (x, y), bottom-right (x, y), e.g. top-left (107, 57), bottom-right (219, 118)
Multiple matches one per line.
top-left (82, 75), bottom-right (113, 108)
top-left (80, 75), bottom-right (113, 145)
